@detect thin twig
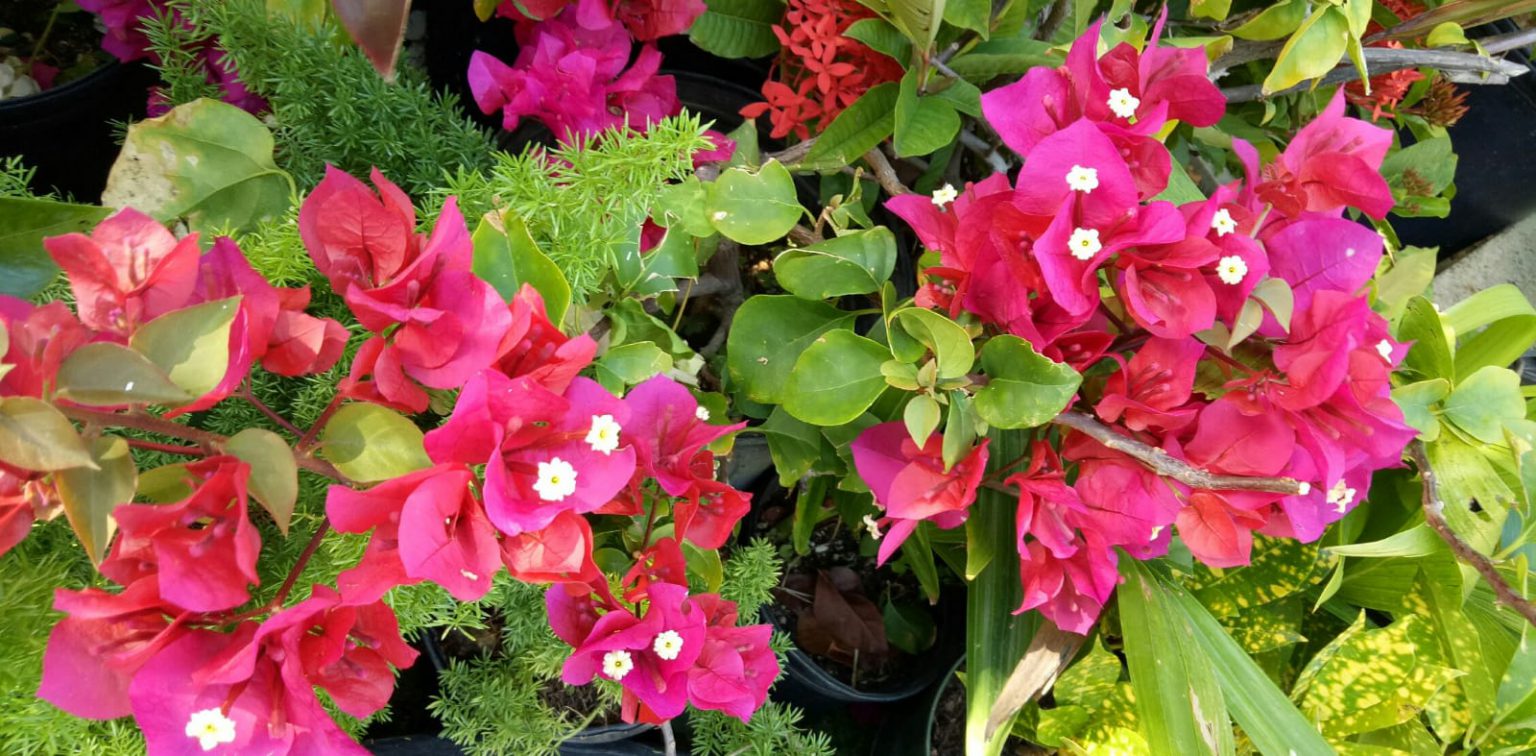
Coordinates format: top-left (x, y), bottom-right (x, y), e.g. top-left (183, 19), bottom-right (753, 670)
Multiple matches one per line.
top-left (960, 129), bottom-right (1011, 174)
top-left (863, 148), bottom-right (911, 196)
top-left (788, 224), bottom-right (824, 246)
top-left (661, 721), bottom-right (677, 756)
top-left (1221, 46), bottom-right (1529, 103)
top-left (296, 393), bottom-right (344, 452)
top-left (1483, 26), bottom-right (1536, 55)
top-left (1036, 0), bottom-right (1068, 42)
top-left (240, 384), bottom-right (304, 437)
top-left (1051, 410), bottom-right (1309, 495)
top-left (123, 438), bottom-right (205, 457)
top-left (1412, 443), bottom-right (1536, 629)
top-left (766, 137), bottom-right (817, 166)
top-left (272, 520), bottom-right (332, 607)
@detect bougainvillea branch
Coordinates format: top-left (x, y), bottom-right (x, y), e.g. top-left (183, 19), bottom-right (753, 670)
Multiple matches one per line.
top-left (1050, 411), bottom-right (1310, 495)
top-left (1412, 443), bottom-right (1536, 629)
top-left (1222, 46), bottom-right (1529, 102)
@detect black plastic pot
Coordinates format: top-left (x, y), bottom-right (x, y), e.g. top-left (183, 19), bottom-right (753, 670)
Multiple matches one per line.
top-left (0, 60), bottom-right (157, 202)
top-left (870, 654), bottom-right (967, 756)
top-left (1392, 22), bottom-right (1536, 256)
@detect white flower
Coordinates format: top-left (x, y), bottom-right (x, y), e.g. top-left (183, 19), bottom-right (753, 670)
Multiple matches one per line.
top-left (534, 458), bottom-right (578, 502)
top-left (1107, 88), bottom-right (1141, 119)
top-left (602, 650), bottom-right (635, 680)
top-left (1326, 480), bottom-right (1357, 513)
top-left (185, 708), bottom-right (237, 752)
top-left (1068, 228), bottom-right (1102, 261)
top-left (1376, 339), bottom-right (1393, 362)
top-left (1066, 164), bottom-right (1099, 193)
top-left (653, 630), bottom-right (685, 660)
top-left (931, 183), bottom-right (959, 208)
top-left (585, 414), bottom-right (622, 455)
top-left (1211, 208), bottom-right (1237, 237)
top-left (1216, 255), bottom-right (1248, 285)
top-left (862, 513), bottom-right (883, 540)
top-left (695, 405), bottom-right (711, 422)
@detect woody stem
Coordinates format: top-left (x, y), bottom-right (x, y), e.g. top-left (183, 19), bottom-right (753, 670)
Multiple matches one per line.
top-left (296, 392), bottom-right (345, 452)
top-left (272, 520), bottom-right (333, 609)
top-left (240, 384), bottom-right (304, 437)
top-left (1049, 410), bottom-right (1308, 495)
top-left (1412, 443), bottom-right (1536, 629)
top-left (123, 438), bottom-right (206, 456)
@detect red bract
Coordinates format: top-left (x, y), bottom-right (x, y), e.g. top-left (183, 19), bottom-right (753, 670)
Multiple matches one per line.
top-left (44, 207), bottom-right (200, 337)
top-left (1095, 336), bottom-right (1204, 433)
top-left (40, 579), bottom-right (188, 720)
top-left (197, 238), bottom-right (347, 378)
top-left (500, 509), bottom-right (605, 588)
top-left (1249, 91), bottom-right (1395, 220)
top-left (326, 463), bottom-right (501, 602)
top-left (851, 422), bottom-right (989, 565)
top-left (495, 284), bottom-right (598, 392)
top-left (0, 298), bottom-right (91, 399)
top-left (687, 602), bottom-right (776, 722)
top-left (495, 0), bottom-right (706, 42)
top-left (624, 374), bottom-right (744, 497)
top-left (0, 469), bottom-right (48, 557)
top-left (469, 1), bottom-right (680, 142)
top-left (101, 457), bottom-right (261, 613)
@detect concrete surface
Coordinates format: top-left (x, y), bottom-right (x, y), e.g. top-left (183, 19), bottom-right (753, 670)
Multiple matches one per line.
top-left (1434, 211), bottom-right (1536, 306)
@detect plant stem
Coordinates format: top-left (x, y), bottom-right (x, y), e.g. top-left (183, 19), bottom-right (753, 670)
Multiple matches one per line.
top-left (124, 438), bottom-right (206, 457)
top-left (29, 2), bottom-right (62, 64)
top-left (1050, 410), bottom-right (1309, 495)
top-left (1221, 47), bottom-right (1529, 103)
top-left (296, 393), bottom-right (344, 452)
top-left (1411, 443), bottom-right (1536, 629)
top-left (240, 384), bottom-right (304, 437)
top-left (272, 520), bottom-right (332, 608)
top-left (660, 721), bottom-right (677, 756)
top-left (864, 147), bottom-right (911, 196)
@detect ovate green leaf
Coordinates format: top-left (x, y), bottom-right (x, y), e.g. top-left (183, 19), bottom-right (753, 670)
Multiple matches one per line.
top-left (319, 402), bottom-right (432, 484)
top-left (56, 435), bottom-right (135, 564)
top-left (783, 330), bottom-right (891, 425)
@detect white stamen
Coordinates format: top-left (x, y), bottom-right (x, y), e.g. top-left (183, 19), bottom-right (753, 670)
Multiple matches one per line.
top-left (602, 650), bottom-right (635, 680)
top-left (653, 630), bottom-right (684, 660)
top-left (862, 514), bottom-right (883, 540)
top-left (931, 184), bottom-right (958, 208)
top-left (1216, 255), bottom-right (1248, 286)
top-left (1376, 340), bottom-right (1393, 362)
top-left (1107, 88), bottom-right (1141, 119)
top-left (1211, 208), bottom-right (1237, 237)
top-left (1066, 165), bottom-right (1099, 193)
top-left (185, 708), bottom-right (237, 752)
top-left (695, 406), bottom-right (711, 422)
top-left (1068, 227), bottom-right (1102, 261)
top-left (585, 414), bottom-right (622, 455)
top-left (534, 457), bottom-right (578, 502)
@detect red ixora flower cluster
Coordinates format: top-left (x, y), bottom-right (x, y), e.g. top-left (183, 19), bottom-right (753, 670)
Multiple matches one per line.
top-left (859, 17), bottom-right (1415, 634)
top-left (740, 0), bottom-right (904, 140)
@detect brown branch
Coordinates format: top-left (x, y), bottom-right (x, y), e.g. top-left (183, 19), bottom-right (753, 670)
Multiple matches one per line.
top-left (239, 384), bottom-right (303, 437)
top-left (59, 405), bottom-right (347, 483)
top-left (863, 147), bottom-right (911, 197)
top-left (766, 137), bottom-right (817, 166)
top-left (1412, 443), bottom-right (1536, 629)
top-left (1035, 0), bottom-right (1068, 42)
top-left (1050, 410), bottom-right (1309, 495)
top-left (1221, 46), bottom-right (1529, 103)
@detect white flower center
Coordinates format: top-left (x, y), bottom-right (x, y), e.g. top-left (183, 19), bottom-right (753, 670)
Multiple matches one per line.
top-left (1376, 339), bottom-right (1393, 362)
top-left (585, 414), bottom-right (622, 455)
top-left (695, 405), bottom-right (711, 422)
top-left (653, 630), bottom-right (684, 660)
top-left (1107, 88), bottom-right (1141, 119)
top-left (1066, 165), bottom-right (1099, 193)
top-left (534, 457), bottom-right (578, 502)
top-left (185, 708), bottom-right (237, 752)
top-left (1211, 208), bottom-right (1237, 237)
top-left (1216, 255), bottom-right (1248, 286)
top-left (602, 649), bottom-right (635, 680)
top-left (1326, 480), bottom-right (1357, 513)
top-left (1068, 227), bottom-right (1102, 261)
top-left (931, 183), bottom-right (958, 208)
top-left (862, 513), bottom-right (883, 540)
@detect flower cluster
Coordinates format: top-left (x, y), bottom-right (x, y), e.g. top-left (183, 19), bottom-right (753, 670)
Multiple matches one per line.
top-left (492, 0), bottom-right (706, 42)
top-left (740, 0), bottom-right (904, 140)
top-left (469, 0), bottom-right (681, 142)
top-left (859, 18), bottom-right (1415, 634)
top-left (75, 0), bottom-right (266, 114)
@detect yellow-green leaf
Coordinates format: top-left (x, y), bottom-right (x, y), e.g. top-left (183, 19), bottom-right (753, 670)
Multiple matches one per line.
top-left (1293, 613), bottom-right (1461, 738)
top-left (130, 297), bottom-right (240, 400)
top-left (319, 402), bottom-right (431, 484)
top-left (225, 428), bottom-right (298, 534)
top-left (54, 342), bottom-right (193, 407)
top-left (56, 435), bottom-right (136, 564)
top-left (0, 396), bottom-right (93, 472)
top-left (1262, 7), bottom-right (1349, 94)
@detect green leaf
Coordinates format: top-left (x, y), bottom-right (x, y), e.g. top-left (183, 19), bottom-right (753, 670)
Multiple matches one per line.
top-left (1190, 0), bottom-right (1232, 21)
top-left (727, 296), bottom-right (856, 405)
top-left (944, 36), bottom-right (1054, 81)
top-left (1118, 559), bottom-right (1236, 756)
top-left (1458, 316), bottom-right (1536, 382)
top-left (1262, 6), bottom-right (1349, 94)
top-left (942, 389), bottom-right (976, 471)
top-left (0, 197), bottom-right (109, 298)
top-left (1497, 625), bottom-right (1536, 728)
top-left (888, 0), bottom-right (945, 51)
top-left (783, 330), bottom-right (891, 425)
top-left (803, 83), bottom-right (899, 169)
top-left (894, 308), bottom-right (975, 380)
top-left (594, 342), bottom-right (672, 393)
top-left (792, 475), bottom-right (830, 555)
top-left (1152, 165), bottom-right (1207, 205)
top-left (0, 396), bottom-right (94, 472)
top-left (1292, 613), bottom-right (1460, 738)
top-left (471, 212), bottom-right (572, 324)
top-left (136, 463), bottom-right (195, 503)
top-left (760, 406), bottom-right (835, 487)
top-left (689, 0), bottom-right (784, 58)
top-left (904, 394), bottom-right (942, 446)
top-left (941, 0), bottom-right (989, 34)
top-left (773, 227), bottom-right (897, 299)
top-left (965, 429), bottom-right (1039, 755)
top-left (904, 525), bottom-right (942, 603)
top-left (1230, 0), bottom-right (1308, 40)
top-left (705, 160), bottom-right (802, 245)
top-left (54, 342), bottom-right (193, 407)
top-left (655, 177), bottom-right (715, 237)
top-left (844, 18), bottom-right (912, 63)
top-left (1251, 277), bottom-right (1295, 332)
top-left (893, 68), bottom-right (961, 158)
top-left (225, 428), bottom-right (298, 535)
top-left (618, 227), bottom-right (700, 298)
top-left (55, 435), bottom-right (135, 565)
top-left (1374, 246), bottom-right (1438, 322)
top-left (1398, 296), bottom-right (1455, 381)
top-left (1444, 366), bottom-right (1524, 444)
top-left (1190, 536), bottom-right (1328, 618)
top-left (1327, 524), bottom-right (1442, 558)
top-left (102, 98), bottom-right (294, 235)
top-left (973, 335), bottom-right (1081, 429)
top-left (319, 402), bottom-right (432, 484)
top-left (883, 599), bottom-right (937, 654)
top-left (129, 297), bottom-right (240, 400)
top-left (681, 539), bottom-right (726, 594)
top-left (1443, 284), bottom-right (1536, 335)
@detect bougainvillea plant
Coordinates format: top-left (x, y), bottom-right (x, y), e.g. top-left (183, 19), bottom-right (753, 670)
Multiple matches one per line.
top-left (1, 161), bottom-right (776, 752)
